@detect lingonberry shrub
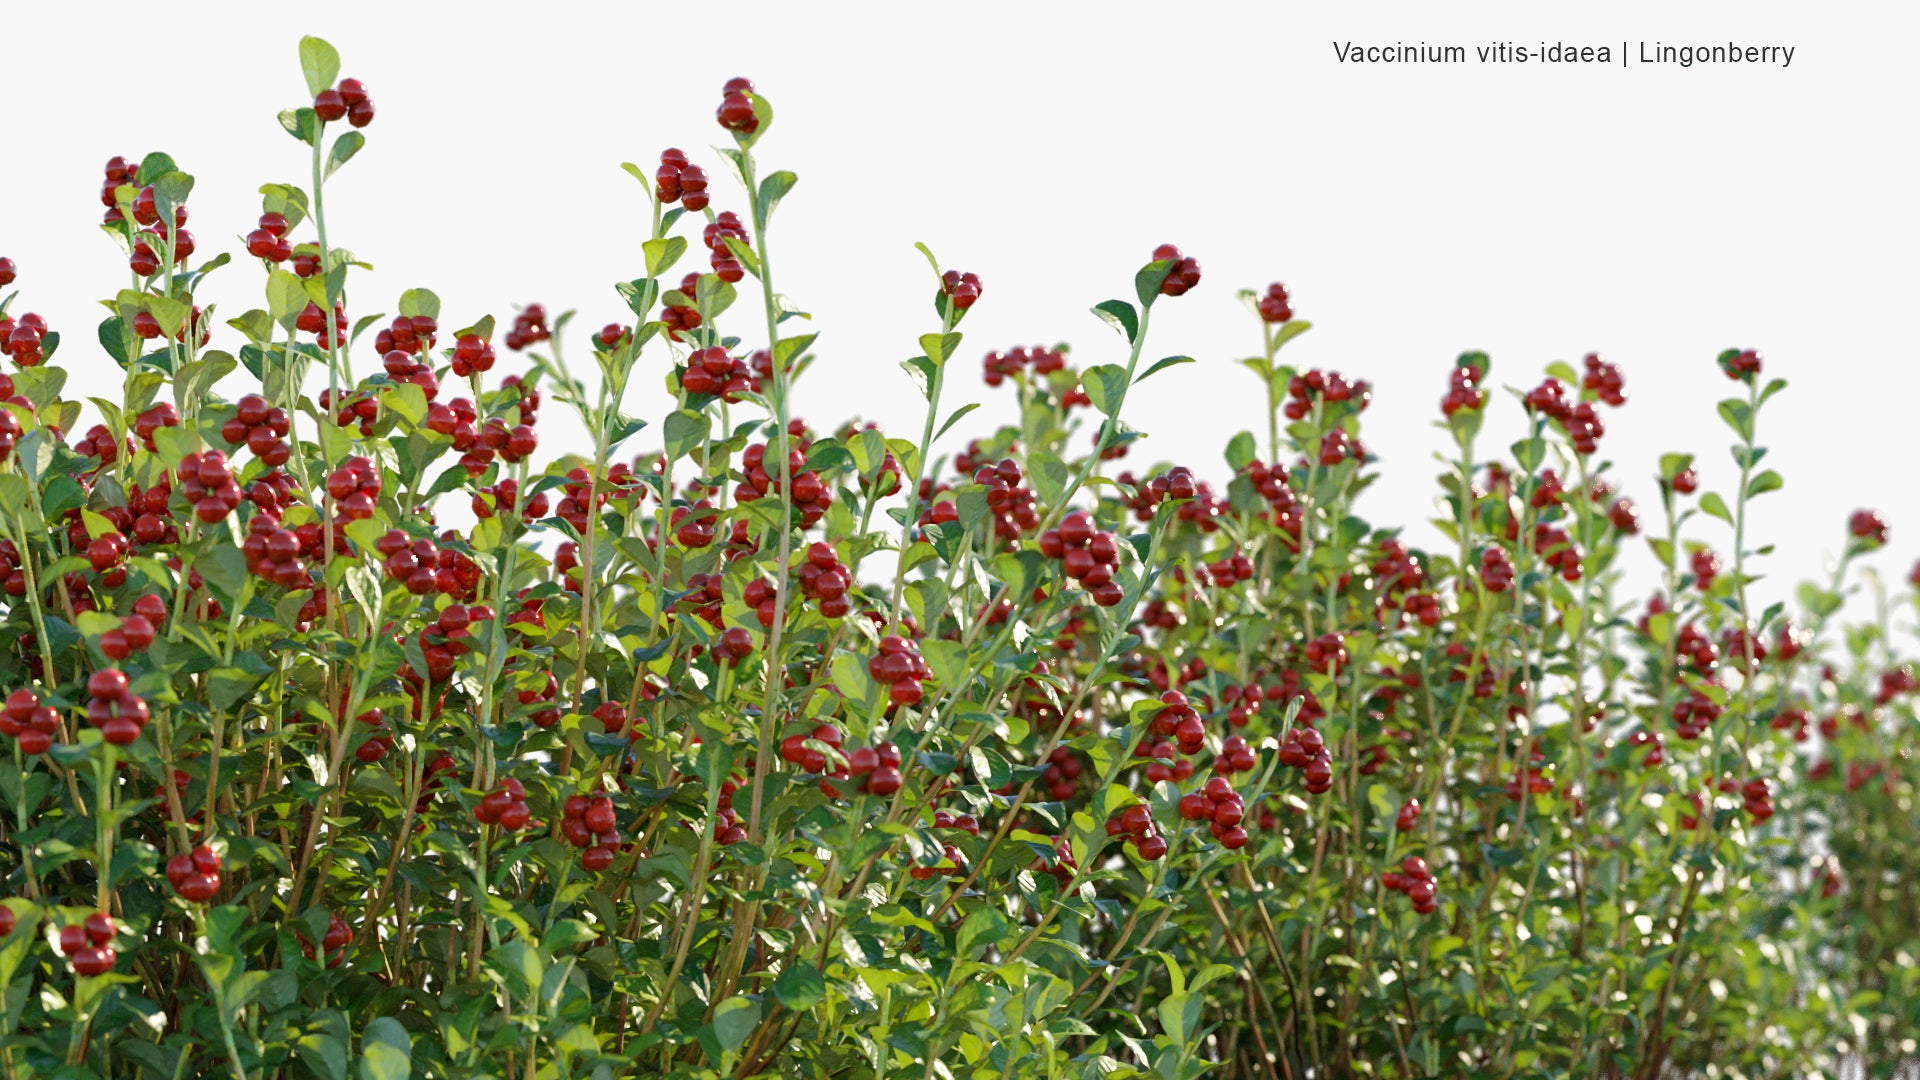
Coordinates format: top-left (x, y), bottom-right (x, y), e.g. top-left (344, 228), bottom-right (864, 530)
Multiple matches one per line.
top-left (0, 35), bottom-right (1910, 1080)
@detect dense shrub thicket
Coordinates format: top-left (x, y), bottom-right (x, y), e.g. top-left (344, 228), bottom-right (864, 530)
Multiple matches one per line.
top-left (0, 36), bottom-right (1912, 1080)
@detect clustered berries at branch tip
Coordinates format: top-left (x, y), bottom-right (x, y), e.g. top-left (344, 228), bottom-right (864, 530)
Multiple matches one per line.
top-left (654, 148), bottom-right (710, 212)
top-left (165, 844), bottom-right (222, 904)
top-left (1152, 244), bottom-right (1202, 297)
top-left (704, 212), bottom-right (749, 283)
top-left (1256, 281), bottom-right (1294, 323)
top-left (716, 77), bottom-right (759, 135)
top-left (1382, 855), bottom-right (1440, 915)
top-left (313, 76), bottom-right (374, 128)
top-left (1037, 510), bottom-right (1125, 607)
top-left (57, 913), bottom-right (117, 977)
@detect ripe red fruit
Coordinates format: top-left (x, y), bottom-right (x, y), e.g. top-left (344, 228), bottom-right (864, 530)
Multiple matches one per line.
top-left (88, 669), bottom-right (129, 700)
top-left (314, 90), bottom-right (347, 121)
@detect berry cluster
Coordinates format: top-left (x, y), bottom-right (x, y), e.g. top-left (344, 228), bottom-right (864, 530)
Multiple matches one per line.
top-left (317, 384), bottom-right (376, 433)
top-left (97, 156), bottom-right (139, 225)
top-left (561, 793), bottom-right (623, 870)
top-left (704, 212), bottom-right (749, 282)
top-left (1479, 546), bottom-right (1515, 592)
top-left (867, 635), bottom-right (929, 709)
top-left (1151, 244), bottom-right (1202, 297)
top-left (653, 148), bottom-right (710, 211)
top-left (410, 603), bottom-right (490, 684)
top-left (1850, 509), bottom-right (1889, 548)
top-left (165, 845), bottom-right (223, 903)
top-left (1041, 745), bottom-right (1083, 800)
top-left (1285, 369), bottom-right (1373, 422)
top-left (981, 344), bottom-right (1067, 387)
top-left (503, 305), bottom-right (550, 352)
top-left (1718, 348), bottom-right (1763, 381)
top-left (476, 779), bottom-right (531, 831)
top-left (1211, 734), bottom-right (1257, 776)
top-left (325, 456), bottom-right (383, 523)
top-left (125, 184), bottom-right (195, 277)
top-left (1303, 632), bottom-right (1348, 674)
top-left (1381, 855), bottom-right (1439, 915)
top-left (473, 478), bottom-right (548, 524)
top-left (1, 310), bottom-right (50, 366)
top-left (716, 77), bottom-right (760, 135)
top-left (794, 542), bottom-right (853, 619)
top-left (1177, 776), bottom-right (1249, 850)
top-left (1038, 511), bottom-right (1125, 607)
top-left (57, 913), bottom-right (116, 976)
top-left (1277, 725), bottom-right (1335, 794)
top-left (1105, 803), bottom-right (1169, 860)
top-left (680, 346), bottom-right (757, 400)
top-left (1523, 376), bottom-right (1609, 455)
top-left (1441, 356), bottom-right (1487, 416)
top-left (244, 211), bottom-right (294, 263)
top-left (711, 775), bottom-right (748, 846)
top-left (941, 270), bottom-right (982, 310)
top-left (450, 334), bottom-right (497, 378)
top-left (1255, 281), bottom-right (1293, 323)
top-left (301, 913), bottom-right (352, 968)
top-left (313, 76), bottom-right (375, 128)
top-left (660, 274), bottom-right (704, 341)
top-left (1147, 690), bottom-right (1206, 755)
top-left (1582, 353), bottom-right (1626, 405)
top-left (1, 689), bottom-right (61, 755)
top-left (971, 458), bottom-right (1039, 544)
top-left (86, 668), bottom-right (149, 747)
top-left (736, 441), bottom-right (832, 527)
top-left (220, 394), bottom-right (293, 466)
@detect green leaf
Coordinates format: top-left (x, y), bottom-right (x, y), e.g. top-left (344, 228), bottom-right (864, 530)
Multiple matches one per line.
top-left (279, 108), bottom-right (319, 146)
top-left (643, 237), bottom-right (688, 278)
top-left (758, 170), bottom-right (798, 223)
top-left (397, 288), bottom-right (440, 320)
top-left (11, 366), bottom-right (66, 409)
top-left (267, 270), bottom-right (308, 328)
top-left (1699, 492), bottom-right (1733, 526)
top-left (148, 295), bottom-right (189, 339)
top-left (1081, 364), bottom-right (1130, 418)
top-left (1745, 469), bottom-right (1783, 498)
top-left (664, 409), bottom-right (711, 460)
top-left (933, 402), bottom-right (980, 443)
top-left (358, 1016), bottom-right (411, 1080)
top-left (773, 965), bottom-right (825, 1011)
top-left (1717, 398), bottom-right (1754, 441)
top-left (326, 132), bottom-right (365, 178)
top-left (955, 907), bottom-right (1009, 960)
top-left (1135, 263), bottom-right (1172, 309)
top-left (711, 996), bottom-right (761, 1054)
top-left (900, 355), bottom-right (936, 399)
top-left (919, 332), bottom-right (963, 367)
top-left (1225, 431), bottom-right (1256, 472)
top-left (773, 333), bottom-right (817, 370)
top-left (384, 382), bottom-right (428, 428)
top-left (1138, 355), bottom-right (1193, 382)
top-left (98, 317), bottom-right (134, 366)
top-left (1027, 451), bottom-right (1070, 506)
top-left (1091, 300), bottom-right (1138, 344)
top-left (849, 429), bottom-right (888, 478)
top-left (921, 639), bottom-right (970, 688)
top-left (299, 36), bottom-right (342, 98)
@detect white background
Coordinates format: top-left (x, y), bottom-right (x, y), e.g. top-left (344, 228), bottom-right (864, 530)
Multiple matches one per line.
top-left (5, 1), bottom-right (1914, 624)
